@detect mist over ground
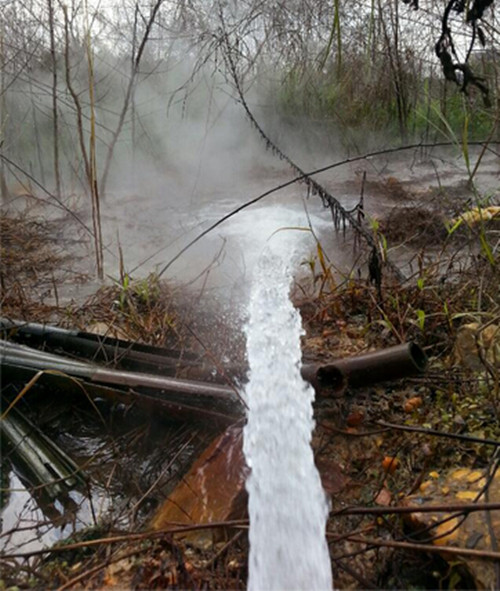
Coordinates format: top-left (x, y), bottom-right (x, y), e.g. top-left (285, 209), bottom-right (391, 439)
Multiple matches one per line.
top-left (1, 0), bottom-right (498, 301)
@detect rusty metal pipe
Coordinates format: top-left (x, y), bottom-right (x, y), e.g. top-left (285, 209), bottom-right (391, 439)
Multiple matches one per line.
top-left (300, 364), bottom-right (346, 397)
top-left (302, 342), bottom-right (427, 393)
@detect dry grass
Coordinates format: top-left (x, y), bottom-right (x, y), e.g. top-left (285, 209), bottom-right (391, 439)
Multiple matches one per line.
top-left (0, 213), bottom-right (89, 321)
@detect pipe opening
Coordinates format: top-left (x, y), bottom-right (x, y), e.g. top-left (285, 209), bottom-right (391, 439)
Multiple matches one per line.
top-left (315, 365), bottom-right (346, 395)
top-left (408, 342), bottom-right (428, 372)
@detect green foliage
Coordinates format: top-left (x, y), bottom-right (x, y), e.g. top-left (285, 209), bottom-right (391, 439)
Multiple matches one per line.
top-left (415, 308), bottom-right (426, 332)
top-left (112, 272), bottom-right (162, 313)
top-left (114, 272), bottom-right (130, 311)
top-left (276, 64), bottom-right (496, 143)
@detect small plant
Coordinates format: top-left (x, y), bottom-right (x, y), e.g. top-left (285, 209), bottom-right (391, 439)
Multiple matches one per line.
top-left (415, 308), bottom-right (426, 332)
top-left (112, 272), bottom-right (131, 312)
top-left (368, 216), bottom-right (388, 263)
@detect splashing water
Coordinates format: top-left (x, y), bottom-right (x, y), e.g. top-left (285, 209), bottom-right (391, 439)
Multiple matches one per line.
top-left (243, 249), bottom-right (333, 591)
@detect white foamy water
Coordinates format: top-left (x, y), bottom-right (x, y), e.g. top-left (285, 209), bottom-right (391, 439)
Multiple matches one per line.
top-left (243, 249), bottom-right (333, 591)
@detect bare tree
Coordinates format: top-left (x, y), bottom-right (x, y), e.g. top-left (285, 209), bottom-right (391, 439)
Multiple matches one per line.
top-left (99, 0), bottom-right (167, 197)
top-left (47, 0), bottom-right (62, 199)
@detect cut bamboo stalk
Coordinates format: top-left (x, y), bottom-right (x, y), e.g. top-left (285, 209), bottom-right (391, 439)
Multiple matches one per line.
top-left (1, 363), bottom-right (242, 426)
top-left (1, 407), bottom-right (85, 498)
top-left (0, 340), bottom-right (241, 402)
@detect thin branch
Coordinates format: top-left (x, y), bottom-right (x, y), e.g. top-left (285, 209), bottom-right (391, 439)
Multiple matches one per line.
top-left (218, 15), bottom-right (406, 282)
top-left (99, 0), bottom-right (166, 196)
top-left (375, 419), bottom-right (500, 446)
top-left (157, 140), bottom-right (498, 278)
top-left (331, 501), bottom-right (500, 517)
top-left (1, 519), bottom-right (249, 560)
top-left (341, 534), bottom-right (500, 562)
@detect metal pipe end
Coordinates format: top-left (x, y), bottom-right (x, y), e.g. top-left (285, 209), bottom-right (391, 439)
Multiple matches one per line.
top-left (408, 342), bottom-right (428, 372)
top-left (316, 365), bottom-right (346, 396)
top-left (301, 363), bottom-right (346, 397)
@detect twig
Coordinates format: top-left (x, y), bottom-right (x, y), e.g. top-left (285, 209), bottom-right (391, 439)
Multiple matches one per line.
top-left (0, 153), bottom-right (93, 238)
top-left (375, 420), bottom-right (500, 446)
top-left (203, 530), bottom-right (244, 569)
top-left (55, 546), bottom-right (140, 591)
top-left (342, 534), bottom-right (500, 562)
top-left (182, 323), bottom-right (248, 408)
top-left (334, 558), bottom-right (377, 589)
top-left (220, 26), bottom-right (406, 280)
top-left (485, 450), bottom-right (500, 587)
top-left (128, 433), bottom-right (198, 523)
top-left (319, 421), bottom-right (389, 437)
top-left (99, 0), bottom-right (167, 196)
top-left (331, 501), bottom-right (500, 517)
top-left (1, 520), bottom-right (249, 559)
top-left (156, 140), bottom-right (497, 279)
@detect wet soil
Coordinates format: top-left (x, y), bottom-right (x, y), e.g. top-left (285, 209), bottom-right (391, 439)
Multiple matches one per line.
top-left (3, 145), bottom-right (497, 305)
top-left (1, 146), bottom-right (499, 589)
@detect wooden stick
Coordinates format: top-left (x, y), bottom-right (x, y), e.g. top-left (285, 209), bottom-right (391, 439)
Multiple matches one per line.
top-left (341, 534), bottom-right (500, 561)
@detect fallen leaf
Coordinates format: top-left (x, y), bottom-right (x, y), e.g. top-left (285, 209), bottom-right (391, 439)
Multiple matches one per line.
top-left (346, 411), bottom-right (364, 427)
top-left (434, 518), bottom-right (461, 545)
top-left (466, 471), bottom-right (483, 483)
top-left (102, 574), bottom-right (117, 587)
top-left (403, 396), bottom-right (423, 413)
top-left (455, 491), bottom-right (478, 501)
top-left (375, 487), bottom-right (392, 506)
top-left (316, 456), bottom-right (349, 494)
top-left (473, 478), bottom-right (487, 490)
top-left (421, 443), bottom-right (432, 457)
top-left (419, 480), bottom-right (433, 493)
top-left (382, 456), bottom-right (400, 474)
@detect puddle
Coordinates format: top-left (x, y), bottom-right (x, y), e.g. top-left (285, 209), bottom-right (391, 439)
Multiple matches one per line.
top-left (0, 471), bottom-right (110, 556)
top-left (1, 394), bottom-right (216, 557)
top-left (1, 148), bottom-right (497, 309)
top-left (92, 148), bottom-right (499, 293)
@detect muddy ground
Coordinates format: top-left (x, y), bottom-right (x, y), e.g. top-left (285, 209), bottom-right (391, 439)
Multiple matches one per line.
top-left (1, 151), bottom-right (499, 590)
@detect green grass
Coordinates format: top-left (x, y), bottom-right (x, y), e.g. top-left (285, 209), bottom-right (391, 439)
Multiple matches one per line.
top-left (276, 66), bottom-right (497, 143)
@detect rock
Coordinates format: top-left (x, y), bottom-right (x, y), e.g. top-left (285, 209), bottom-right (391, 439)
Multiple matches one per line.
top-left (403, 467), bottom-right (500, 589)
top-left (150, 426), bottom-right (248, 548)
top-left (452, 322), bottom-right (500, 371)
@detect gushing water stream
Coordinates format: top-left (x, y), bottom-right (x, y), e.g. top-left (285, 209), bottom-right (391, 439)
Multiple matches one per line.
top-left (243, 249), bottom-right (333, 591)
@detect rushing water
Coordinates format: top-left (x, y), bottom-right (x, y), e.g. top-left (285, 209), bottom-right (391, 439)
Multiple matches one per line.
top-left (243, 249), bottom-right (333, 591)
